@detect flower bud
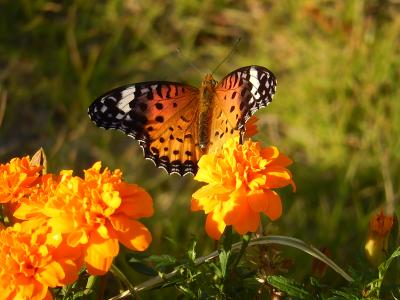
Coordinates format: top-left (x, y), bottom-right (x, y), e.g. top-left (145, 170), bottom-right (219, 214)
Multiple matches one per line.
top-left (364, 210), bottom-right (396, 267)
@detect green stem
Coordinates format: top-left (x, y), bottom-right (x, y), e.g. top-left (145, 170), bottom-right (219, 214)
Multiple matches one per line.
top-left (230, 233), bottom-right (251, 272)
top-left (109, 264), bottom-right (138, 299)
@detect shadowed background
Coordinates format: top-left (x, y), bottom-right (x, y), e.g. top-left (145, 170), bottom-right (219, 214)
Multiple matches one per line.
top-left (1, 0), bottom-right (399, 296)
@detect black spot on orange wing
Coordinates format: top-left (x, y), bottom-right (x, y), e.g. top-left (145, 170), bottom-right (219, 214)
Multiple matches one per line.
top-left (88, 81), bottom-right (201, 175)
top-left (215, 65), bottom-right (277, 130)
top-left (155, 116), bottom-right (164, 123)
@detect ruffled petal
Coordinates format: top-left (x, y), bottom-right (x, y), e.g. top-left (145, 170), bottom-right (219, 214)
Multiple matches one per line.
top-left (116, 183), bottom-right (153, 218)
top-left (37, 259), bottom-right (78, 287)
top-left (205, 209), bottom-right (226, 240)
top-left (85, 236), bottom-right (119, 275)
top-left (269, 153), bottom-right (293, 167)
top-left (230, 202), bottom-right (260, 234)
top-left (112, 217), bottom-right (152, 251)
top-left (247, 190), bottom-right (269, 212)
top-left (265, 167), bottom-right (293, 189)
top-left (263, 190), bottom-right (282, 220)
top-left (191, 137), bottom-right (294, 239)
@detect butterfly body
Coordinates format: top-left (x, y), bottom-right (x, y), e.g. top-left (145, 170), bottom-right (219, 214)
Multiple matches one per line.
top-left (198, 74), bottom-right (218, 151)
top-left (89, 66), bottom-right (276, 175)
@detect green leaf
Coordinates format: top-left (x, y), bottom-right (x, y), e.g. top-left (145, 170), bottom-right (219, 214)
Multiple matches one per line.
top-left (72, 290), bottom-right (93, 300)
top-left (219, 249), bottom-right (229, 278)
top-left (177, 285), bottom-right (197, 298)
top-left (219, 226), bottom-right (235, 279)
top-left (147, 254), bottom-right (178, 271)
top-left (128, 261), bottom-right (158, 276)
top-left (378, 246), bottom-right (400, 279)
top-left (209, 262), bottom-right (223, 278)
top-left (187, 239), bottom-right (197, 262)
top-left (331, 290), bottom-right (364, 300)
top-left (267, 275), bottom-right (312, 300)
top-left (222, 226), bottom-right (234, 251)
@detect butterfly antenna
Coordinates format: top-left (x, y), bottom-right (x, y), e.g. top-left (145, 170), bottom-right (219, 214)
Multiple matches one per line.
top-left (211, 37), bottom-right (242, 75)
top-left (175, 48), bottom-right (203, 76)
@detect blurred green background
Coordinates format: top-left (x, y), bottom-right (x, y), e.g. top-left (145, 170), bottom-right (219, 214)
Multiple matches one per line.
top-left (1, 0), bottom-right (399, 296)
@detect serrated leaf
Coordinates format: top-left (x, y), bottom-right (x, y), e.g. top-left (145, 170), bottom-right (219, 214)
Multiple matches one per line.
top-left (267, 275), bottom-right (312, 299)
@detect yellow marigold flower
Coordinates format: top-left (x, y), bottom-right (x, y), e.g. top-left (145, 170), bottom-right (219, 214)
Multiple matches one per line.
top-left (0, 156), bottom-right (41, 204)
top-left (192, 137), bottom-right (295, 240)
top-left (0, 220), bottom-right (79, 300)
top-left (14, 162), bottom-right (153, 275)
top-left (365, 210), bottom-right (395, 267)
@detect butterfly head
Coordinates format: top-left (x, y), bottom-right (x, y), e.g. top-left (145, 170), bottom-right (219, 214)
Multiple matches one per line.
top-left (202, 74), bottom-right (217, 89)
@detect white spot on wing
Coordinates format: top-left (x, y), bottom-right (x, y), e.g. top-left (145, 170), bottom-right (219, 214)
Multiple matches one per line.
top-left (117, 86), bottom-right (136, 113)
top-left (249, 67), bottom-right (260, 99)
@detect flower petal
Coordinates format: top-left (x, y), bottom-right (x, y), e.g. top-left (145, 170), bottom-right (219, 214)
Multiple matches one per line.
top-left (37, 260), bottom-right (77, 287)
top-left (225, 198), bottom-right (260, 234)
top-left (269, 153), bottom-right (293, 167)
top-left (116, 183), bottom-right (153, 218)
top-left (85, 237), bottom-right (119, 275)
top-left (247, 190), bottom-right (269, 212)
top-left (265, 166), bottom-right (293, 189)
top-left (247, 189), bottom-right (282, 221)
top-left (112, 217), bottom-right (152, 251)
top-left (192, 184), bottom-right (230, 199)
top-left (205, 210), bottom-right (226, 240)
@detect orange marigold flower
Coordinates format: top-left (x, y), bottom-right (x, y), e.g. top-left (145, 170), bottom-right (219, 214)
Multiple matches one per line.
top-left (0, 156), bottom-right (41, 204)
top-left (14, 162), bottom-right (153, 275)
top-left (0, 220), bottom-right (79, 300)
top-left (192, 137), bottom-right (295, 240)
top-left (244, 116), bottom-right (259, 138)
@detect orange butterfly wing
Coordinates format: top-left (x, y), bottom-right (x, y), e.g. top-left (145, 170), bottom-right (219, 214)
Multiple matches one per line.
top-left (209, 66), bottom-right (277, 152)
top-left (88, 82), bottom-right (201, 175)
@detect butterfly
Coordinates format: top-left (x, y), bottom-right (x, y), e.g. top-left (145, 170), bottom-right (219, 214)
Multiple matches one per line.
top-left (88, 66), bottom-right (276, 175)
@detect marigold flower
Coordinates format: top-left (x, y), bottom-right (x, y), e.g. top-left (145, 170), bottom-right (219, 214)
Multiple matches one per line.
top-left (0, 220), bottom-right (79, 300)
top-left (14, 162), bottom-right (154, 275)
top-left (192, 137), bottom-right (295, 240)
top-left (0, 156), bottom-right (41, 204)
top-left (365, 210), bottom-right (395, 267)
top-left (244, 116), bottom-right (259, 138)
